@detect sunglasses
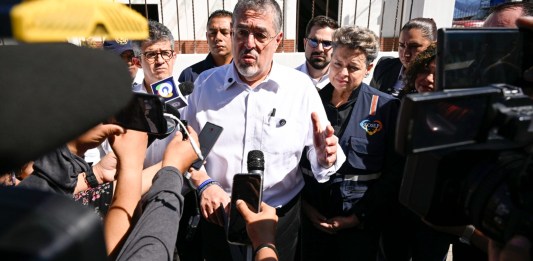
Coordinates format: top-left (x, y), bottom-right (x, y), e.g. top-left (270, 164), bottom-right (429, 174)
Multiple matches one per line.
top-left (306, 38), bottom-right (333, 49)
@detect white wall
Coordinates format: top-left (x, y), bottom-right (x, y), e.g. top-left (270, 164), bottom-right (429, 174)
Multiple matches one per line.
top-left (173, 51), bottom-right (398, 84)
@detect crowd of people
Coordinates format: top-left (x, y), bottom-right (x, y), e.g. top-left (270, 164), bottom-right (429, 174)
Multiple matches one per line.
top-left (2, 1), bottom-right (533, 261)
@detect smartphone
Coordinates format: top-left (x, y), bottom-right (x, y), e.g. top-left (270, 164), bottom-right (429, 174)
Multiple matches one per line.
top-left (436, 27), bottom-right (531, 90)
top-left (227, 173), bottom-right (263, 245)
top-left (110, 93), bottom-right (168, 135)
top-left (191, 122), bottom-right (223, 170)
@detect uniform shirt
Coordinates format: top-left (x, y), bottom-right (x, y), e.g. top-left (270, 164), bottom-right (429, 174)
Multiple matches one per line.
top-left (183, 62), bottom-right (346, 207)
top-left (295, 63), bottom-right (330, 90)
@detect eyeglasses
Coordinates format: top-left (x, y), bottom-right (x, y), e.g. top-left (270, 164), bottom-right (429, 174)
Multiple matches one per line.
top-left (120, 52), bottom-right (138, 63)
top-left (233, 27), bottom-right (276, 46)
top-left (142, 50), bottom-right (174, 63)
top-left (306, 38), bottom-right (333, 49)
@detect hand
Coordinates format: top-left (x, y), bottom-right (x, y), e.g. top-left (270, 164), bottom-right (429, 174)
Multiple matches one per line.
top-left (236, 200), bottom-right (278, 249)
top-left (199, 183), bottom-right (230, 226)
top-left (68, 123), bottom-right (125, 157)
top-left (311, 112), bottom-right (338, 168)
top-left (489, 235), bottom-right (531, 261)
top-left (93, 152), bottom-right (117, 183)
top-left (322, 214), bottom-right (360, 234)
top-left (516, 16), bottom-right (533, 30)
top-left (162, 126), bottom-right (200, 174)
top-left (108, 129), bottom-right (148, 170)
top-left (301, 200), bottom-right (330, 234)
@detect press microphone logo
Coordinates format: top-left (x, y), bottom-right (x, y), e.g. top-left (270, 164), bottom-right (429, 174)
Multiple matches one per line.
top-left (150, 76), bottom-right (188, 109)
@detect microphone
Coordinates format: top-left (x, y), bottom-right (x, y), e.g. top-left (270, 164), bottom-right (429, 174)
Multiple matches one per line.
top-left (178, 81), bottom-right (195, 96)
top-left (150, 76), bottom-right (188, 110)
top-left (247, 150), bottom-right (264, 175)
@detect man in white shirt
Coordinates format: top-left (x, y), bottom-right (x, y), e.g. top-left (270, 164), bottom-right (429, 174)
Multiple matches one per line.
top-left (295, 15), bottom-right (339, 90)
top-left (183, 1), bottom-right (345, 260)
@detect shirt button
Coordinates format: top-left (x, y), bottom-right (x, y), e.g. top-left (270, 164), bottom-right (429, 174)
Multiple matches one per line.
top-left (228, 78), bottom-right (233, 83)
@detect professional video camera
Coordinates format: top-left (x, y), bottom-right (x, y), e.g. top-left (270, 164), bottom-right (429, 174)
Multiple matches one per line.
top-left (395, 27), bottom-right (533, 244)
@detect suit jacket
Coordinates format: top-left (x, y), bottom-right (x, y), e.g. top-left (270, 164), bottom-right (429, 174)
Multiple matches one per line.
top-left (369, 57), bottom-right (402, 95)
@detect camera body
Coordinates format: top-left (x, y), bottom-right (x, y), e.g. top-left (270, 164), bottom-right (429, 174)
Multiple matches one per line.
top-left (396, 28), bottom-right (533, 245)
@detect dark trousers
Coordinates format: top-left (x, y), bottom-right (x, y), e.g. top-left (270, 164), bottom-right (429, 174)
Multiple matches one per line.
top-left (300, 211), bottom-right (380, 261)
top-left (176, 191), bottom-right (203, 261)
top-left (378, 204), bottom-right (453, 261)
top-left (201, 195), bottom-right (301, 261)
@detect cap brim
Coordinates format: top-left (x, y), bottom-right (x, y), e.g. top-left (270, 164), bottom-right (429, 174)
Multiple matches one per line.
top-left (0, 43), bottom-right (132, 171)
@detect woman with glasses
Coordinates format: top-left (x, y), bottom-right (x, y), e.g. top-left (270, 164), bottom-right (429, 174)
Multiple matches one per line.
top-left (300, 25), bottom-right (402, 261)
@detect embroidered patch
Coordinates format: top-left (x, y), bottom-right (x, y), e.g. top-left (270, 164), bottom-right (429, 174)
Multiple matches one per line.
top-left (359, 119), bottom-right (383, 135)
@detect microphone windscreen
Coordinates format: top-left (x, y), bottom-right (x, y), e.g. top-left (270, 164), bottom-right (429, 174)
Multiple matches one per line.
top-left (178, 81), bottom-right (195, 96)
top-left (247, 150), bottom-right (265, 171)
top-left (0, 43), bottom-right (132, 172)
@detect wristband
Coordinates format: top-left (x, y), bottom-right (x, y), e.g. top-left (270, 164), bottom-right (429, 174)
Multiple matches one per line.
top-left (197, 178), bottom-right (213, 191)
top-left (254, 243), bottom-right (278, 258)
top-left (198, 180), bottom-right (220, 196)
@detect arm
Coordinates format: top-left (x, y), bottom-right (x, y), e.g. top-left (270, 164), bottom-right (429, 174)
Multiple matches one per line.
top-left (104, 130), bottom-right (148, 256)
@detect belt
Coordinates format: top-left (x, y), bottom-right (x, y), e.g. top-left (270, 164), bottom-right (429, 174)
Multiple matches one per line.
top-left (343, 172), bottom-right (382, 182)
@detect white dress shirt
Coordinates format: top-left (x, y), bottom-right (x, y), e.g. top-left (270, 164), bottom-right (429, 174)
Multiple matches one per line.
top-left (295, 62), bottom-right (330, 90)
top-left (183, 62), bottom-right (346, 207)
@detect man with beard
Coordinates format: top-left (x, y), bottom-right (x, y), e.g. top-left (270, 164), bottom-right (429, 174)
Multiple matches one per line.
top-left (296, 15), bottom-right (339, 90)
top-left (182, 1), bottom-right (346, 260)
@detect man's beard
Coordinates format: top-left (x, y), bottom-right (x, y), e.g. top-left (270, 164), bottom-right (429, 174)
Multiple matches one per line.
top-left (307, 54), bottom-right (330, 70)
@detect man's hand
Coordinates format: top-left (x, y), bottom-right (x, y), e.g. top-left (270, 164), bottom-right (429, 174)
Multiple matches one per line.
top-left (199, 184), bottom-right (230, 227)
top-left (311, 112), bottom-right (338, 168)
top-left (67, 124), bottom-right (125, 157)
top-left (322, 214), bottom-right (360, 234)
top-left (302, 200), bottom-right (331, 234)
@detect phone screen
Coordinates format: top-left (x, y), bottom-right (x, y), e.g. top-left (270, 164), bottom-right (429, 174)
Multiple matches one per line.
top-left (191, 122), bottom-right (223, 170)
top-left (111, 93), bottom-right (168, 135)
top-left (227, 173), bottom-right (263, 245)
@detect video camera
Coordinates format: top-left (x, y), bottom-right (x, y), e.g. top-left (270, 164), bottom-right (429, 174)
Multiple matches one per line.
top-left (396, 27), bottom-right (533, 244)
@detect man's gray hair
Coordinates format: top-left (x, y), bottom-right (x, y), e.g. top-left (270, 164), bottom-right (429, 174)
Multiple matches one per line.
top-left (332, 26), bottom-right (380, 65)
top-left (232, 0), bottom-right (282, 33)
top-left (132, 20), bottom-right (175, 57)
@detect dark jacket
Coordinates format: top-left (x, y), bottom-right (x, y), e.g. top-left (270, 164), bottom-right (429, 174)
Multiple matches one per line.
top-left (370, 57), bottom-right (403, 95)
top-left (178, 53), bottom-right (218, 83)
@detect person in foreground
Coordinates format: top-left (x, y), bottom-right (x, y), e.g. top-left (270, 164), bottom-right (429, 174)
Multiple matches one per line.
top-left (300, 25), bottom-right (402, 260)
top-left (183, 0), bottom-right (345, 260)
top-left (237, 200), bottom-right (279, 261)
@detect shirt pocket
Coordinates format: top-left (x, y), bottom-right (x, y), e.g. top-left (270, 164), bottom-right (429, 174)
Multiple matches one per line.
top-left (347, 137), bottom-right (384, 171)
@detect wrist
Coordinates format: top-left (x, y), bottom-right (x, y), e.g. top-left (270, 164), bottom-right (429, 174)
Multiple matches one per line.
top-left (459, 225), bottom-right (476, 245)
top-left (253, 243), bottom-right (278, 258)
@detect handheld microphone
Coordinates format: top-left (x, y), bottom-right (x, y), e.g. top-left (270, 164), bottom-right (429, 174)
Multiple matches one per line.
top-left (247, 150), bottom-right (264, 175)
top-left (150, 76), bottom-right (188, 109)
top-left (178, 81), bottom-right (195, 96)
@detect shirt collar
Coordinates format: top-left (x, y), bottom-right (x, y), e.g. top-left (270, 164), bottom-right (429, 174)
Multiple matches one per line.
top-left (222, 61), bottom-right (281, 93)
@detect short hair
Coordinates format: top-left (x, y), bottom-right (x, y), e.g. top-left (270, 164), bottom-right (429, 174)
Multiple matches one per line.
top-left (132, 20), bottom-right (174, 57)
top-left (232, 0), bottom-right (282, 33)
top-left (400, 17), bottom-right (437, 42)
top-left (332, 26), bottom-right (380, 65)
top-left (489, 2), bottom-right (533, 17)
top-left (403, 42), bottom-right (437, 93)
top-left (305, 15), bottom-right (339, 38)
top-left (208, 9), bottom-right (233, 27)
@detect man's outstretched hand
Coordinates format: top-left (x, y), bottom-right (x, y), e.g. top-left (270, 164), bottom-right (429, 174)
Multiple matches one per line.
top-left (312, 112), bottom-right (338, 168)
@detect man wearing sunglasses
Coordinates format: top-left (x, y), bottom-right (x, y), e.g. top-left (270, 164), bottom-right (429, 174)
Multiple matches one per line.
top-left (296, 15), bottom-right (339, 90)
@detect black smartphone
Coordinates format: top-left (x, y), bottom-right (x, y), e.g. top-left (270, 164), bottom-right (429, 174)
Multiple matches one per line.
top-left (436, 27), bottom-right (531, 90)
top-left (109, 93), bottom-right (168, 135)
top-left (227, 173), bottom-right (263, 245)
top-left (191, 122), bottom-right (223, 170)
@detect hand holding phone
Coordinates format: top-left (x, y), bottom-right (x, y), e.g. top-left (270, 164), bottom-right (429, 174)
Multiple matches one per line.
top-left (227, 173), bottom-right (263, 245)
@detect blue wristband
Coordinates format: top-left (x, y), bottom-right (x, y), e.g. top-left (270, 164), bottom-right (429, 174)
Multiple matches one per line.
top-left (197, 178), bottom-right (213, 191)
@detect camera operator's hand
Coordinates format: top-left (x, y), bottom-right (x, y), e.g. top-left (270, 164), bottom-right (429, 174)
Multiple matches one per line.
top-left (489, 235), bottom-right (531, 261)
top-left (162, 126), bottom-right (200, 174)
top-left (67, 123), bottom-right (125, 157)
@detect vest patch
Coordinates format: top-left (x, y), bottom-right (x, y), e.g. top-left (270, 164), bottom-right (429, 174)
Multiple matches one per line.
top-left (359, 118), bottom-right (383, 135)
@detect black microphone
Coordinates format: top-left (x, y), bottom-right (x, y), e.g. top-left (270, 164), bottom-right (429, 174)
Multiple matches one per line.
top-left (247, 150), bottom-right (264, 175)
top-left (178, 81), bottom-right (195, 96)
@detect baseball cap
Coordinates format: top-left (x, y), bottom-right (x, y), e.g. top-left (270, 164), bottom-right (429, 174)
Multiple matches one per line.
top-left (103, 39), bottom-right (133, 55)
